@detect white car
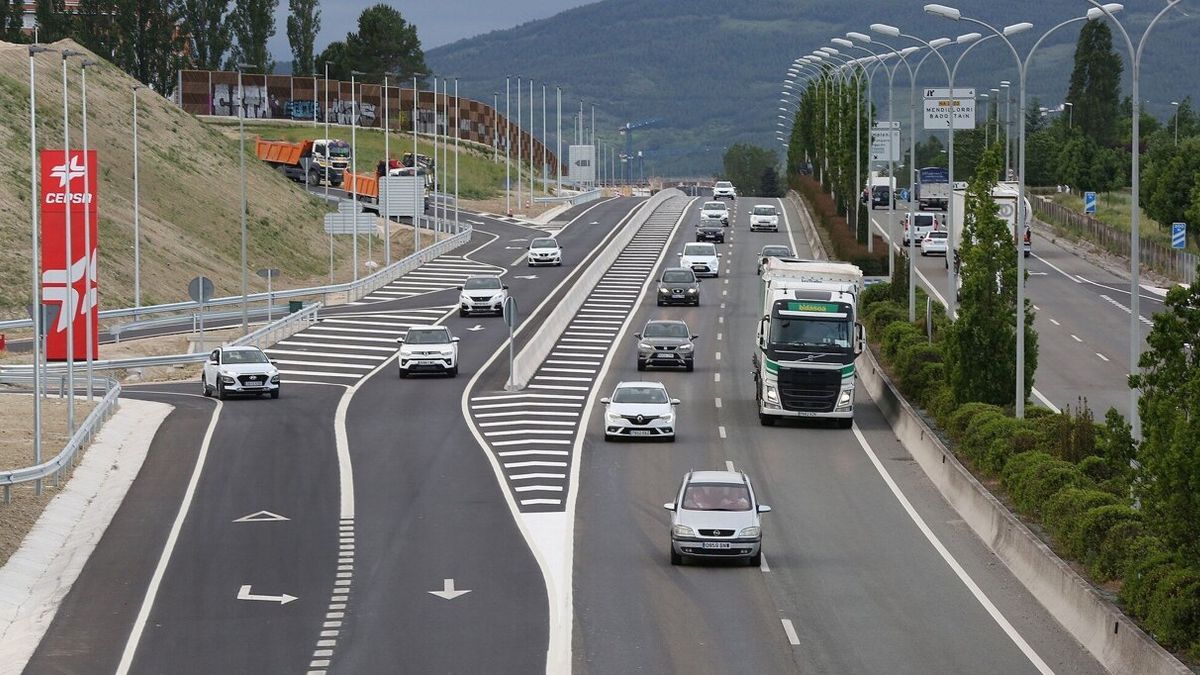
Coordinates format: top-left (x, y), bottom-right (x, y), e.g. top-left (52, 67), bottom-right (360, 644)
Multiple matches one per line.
top-left (665, 470), bottom-right (771, 566)
top-left (397, 325), bottom-right (459, 378)
top-left (712, 181), bottom-right (736, 200)
top-left (678, 242), bottom-right (720, 278)
top-left (749, 204), bottom-right (779, 232)
top-left (201, 346), bottom-right (280, 399)
top-left (901, 212), bottom-right (940, 246)
top-left (527, 237), bottom-right (562, 266)
top-left (458, 275), bottom-right (508, 317)
top-left (920, 230), bottom-right (949, 256)
top-left (700, 201), bottom-right (729, 226)
top-left (600, 381), bottom-right (680, 442)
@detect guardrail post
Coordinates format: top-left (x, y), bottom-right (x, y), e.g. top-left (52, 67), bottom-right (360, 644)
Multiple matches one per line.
top-left (3, 485), bottom-right (9, 503)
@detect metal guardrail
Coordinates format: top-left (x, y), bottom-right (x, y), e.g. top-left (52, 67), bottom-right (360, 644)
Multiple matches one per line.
top-left (111, 304), bottom-right (292, 341)
top-left (1, 374), bottom-right (121, 502)
top-left (0, 218), bottom-right (470, 331)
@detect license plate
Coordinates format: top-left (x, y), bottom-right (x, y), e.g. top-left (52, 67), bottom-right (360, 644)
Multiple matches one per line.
top-left (655, 353), bottom-right (673, 358)
top-left (672, 294), bottom-right (684, 298)
top-left (244, 382), bottom-right (262, 387)
top-left (701, 542), bottom-right (732, 549)
top-left (418, 360), bottom-right (439, 365)
top-left (630, 430), bottom-right (652, 437)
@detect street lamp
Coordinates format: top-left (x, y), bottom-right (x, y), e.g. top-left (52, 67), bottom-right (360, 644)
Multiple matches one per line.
top-left (1063, 101), bottom-right (1073, 130)
top-left (80, 58), bottom-right (98, 402)
top-left (235, 62), bottom-right (256, 334)
top-left (1171, 101), bottom-right (1180, 146)
top-left (505, 75), bottom-right (511, 215)
top-left (28, 43), bottom-right (54, 495)
top-left (324, 61), bottom-right (333, 283)
top-left (350, 69), bottom-right (366, 279)
top-left (131, 84), bottom-right (143, 309)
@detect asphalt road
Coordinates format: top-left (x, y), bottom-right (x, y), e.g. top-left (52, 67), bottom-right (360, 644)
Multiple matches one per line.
top-left (571, 195), bottom-right (1105, 674)
top-left (869, 205), bottom-right (1165, 416)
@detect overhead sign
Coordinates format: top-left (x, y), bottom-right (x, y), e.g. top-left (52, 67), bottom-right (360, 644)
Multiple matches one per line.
top-left (323, 199), bottom-right (375, 234)
top-left (923, 87), bottom-right (976, 130)
top-left (568, 144), bottom-right (596, 185)
top-left (1083, 191), bottom-right (1097, 214)
top-left (1172, 222), bottom-right (1187, 249)
top-left (41, 149), bottom-right (99, 361)
top-left (870, 128), bottom-right (901, 162)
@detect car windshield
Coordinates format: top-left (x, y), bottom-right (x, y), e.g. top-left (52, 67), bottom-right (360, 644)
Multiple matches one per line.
top-left (405, 329), bottom-right (449, 344)
top-left (681, 483), bottom-right (752, 511)
top-left (683, 244), bottom-right (715, 256)
top-left (661, 270), bottom-right (695, 283)
top-left (715, 182), bottom-right (731, 188)
top-left (612, 386), bottom-right (669, 404)
top-left (703, 202), bottom-right (725, 211)
top-left (644, 322), bottom-right (689, 338)
top-left (926, 232), bottom-right (947, 240)
top-left (463, 277), bottom-right (502, 290)
top-left (753, 206), bottom-right (776, 216)
top-left (769, 317), bottom-right (851, 348)
top-left (223, 349), bottom-right (268, 364)
top-left (530, 238), bottom-right (557, 249)
top-left (872, 186), bottom-right (889, 194)
top-left (763, 246), bottom-right (791, 257)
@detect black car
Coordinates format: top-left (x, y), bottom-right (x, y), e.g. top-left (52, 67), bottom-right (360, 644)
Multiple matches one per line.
top-left (656, 268), bottom-right (701, 306)
top-left (696, 221), bottom-right (725, 243)
top-left (871, 185), bottom-right (894, 208)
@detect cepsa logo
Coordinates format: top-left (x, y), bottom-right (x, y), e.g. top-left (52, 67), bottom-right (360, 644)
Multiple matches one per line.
top-left (40, 149), bottom-right (98, 213)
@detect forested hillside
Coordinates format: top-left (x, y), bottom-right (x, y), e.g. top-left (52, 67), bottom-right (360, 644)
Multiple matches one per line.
top-left (427, 0), bottom-right (1200, 176)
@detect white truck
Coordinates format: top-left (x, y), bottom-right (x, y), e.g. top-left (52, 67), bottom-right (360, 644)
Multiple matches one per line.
top-left (948, 182), bottom-right (1034, 262)
top-left (752, 259), bottom-right (866, 428)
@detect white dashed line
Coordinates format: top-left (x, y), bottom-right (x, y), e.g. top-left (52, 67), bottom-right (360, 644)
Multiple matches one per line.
top-left (1049, 318), bottom-right (1060, 326)
top-left (715, 351), bottom-right (721, 360)
top-left (725, 460), bottom-right (735, 471)
top-left (781, 619), bottom-right (801, 646)
top-left (714, 397), bottom-right (722, 408)
top-left (1096, 353), bottom-right (1110, 362)
top-left (718, 426), bottom-right (727, 439)
top-left (714, 373), bottom-right (720, 383)
top-left (1071, 334), bottom-right (1082, 343)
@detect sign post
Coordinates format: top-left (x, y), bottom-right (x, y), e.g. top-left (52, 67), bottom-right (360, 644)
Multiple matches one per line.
top-left (1172, 222), bottom-right (1187, 250)
top-left (256, 268), bottom-right (281, 321)
top-left (503, 295), bottom-right (518, 390)
top-left (189, 276), bottom-right (215, 352)
top-left (1084, 191), bottom-right (1097, 215)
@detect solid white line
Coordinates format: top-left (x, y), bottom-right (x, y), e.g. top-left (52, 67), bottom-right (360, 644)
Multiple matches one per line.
top-left (265, 349), bottom-right (386, 361)
top-left (277, 370), bottom-right (361, 379)
top-left (270, 359), bottom-right (374, 370)
top-left (719, 426), bottom-right (727, 439)
top-left (850, 424), bottom-right (1053, 674)
top-left (520, 498), bottom-right (563, 506)
top-left (497, 449), bottom-right (571, 457)
top-left (116, 399), bottom-right (224, 674)
top-left (478, 419), bottom-right (577, 428)
top-left (277, 341), bottom-right (396, 352)
top-left (514, 484), bottom-right (564, 492)
top-left (759, 552), bottom-right (770, 572)
top-left (471, 393), bottom-right (586, 401)
top-left (472, 401), bottom-right (583, 409)
top-left (493, 438), bottom-right (574, 446)
top-left (527, 384), bottom-right (591, 392)
top-left (504, 460), bottom-right (569, 468)
top-left (781, 619), bottom-right (801, 646)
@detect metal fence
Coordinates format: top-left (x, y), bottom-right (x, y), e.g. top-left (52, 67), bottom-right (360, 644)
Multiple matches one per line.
top-left (1032, 196), bottom-right (1197, 285)
top-left (1, 375), bottom-right (122, 503)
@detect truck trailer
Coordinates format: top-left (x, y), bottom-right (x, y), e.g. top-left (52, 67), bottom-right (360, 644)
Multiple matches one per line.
top-left (753, 259), bottom-right (866, 428)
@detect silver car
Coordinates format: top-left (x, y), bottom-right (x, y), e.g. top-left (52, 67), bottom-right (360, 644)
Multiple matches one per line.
top-left (527, 237), bottom-right (562, 266)
top-left (635, 319), bottom-right (698, 372)
top-left (600, 381), bottom-right (679, 442)
top-left (665, 470), bottom-right (771, 566)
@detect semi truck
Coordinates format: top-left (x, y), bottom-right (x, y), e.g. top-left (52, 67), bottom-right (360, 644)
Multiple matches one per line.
top-left (255, 138), bottom-right (350, 187)
top-left (948, 182), bottom-right (1034, 261)
top-left (752, 259), bottom-right (866, 428)
top-left (915, 166), bottom-right (950, 210)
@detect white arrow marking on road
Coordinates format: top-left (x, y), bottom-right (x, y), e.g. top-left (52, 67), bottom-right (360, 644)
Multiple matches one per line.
top-left (467, 325), bottom-right (485, 332)
top-left (237, 585), bottom-right (297, 604)
top-left (514, 274), bottom-right (538, 279)
top-left (233, 510), bottom-right (290, 523)
top-left (468, 219), bottom-right (485, 226)
top-left (589, 221), bottom-right (599, 225)
top-left (429, 578), bottom-right (471, 600)
top-left (1028, 271), bottom-right (1048, 276)
top-left (509, 238), bottom-right (528, 242)
top-left (505, 246), bottom-right (524, 250)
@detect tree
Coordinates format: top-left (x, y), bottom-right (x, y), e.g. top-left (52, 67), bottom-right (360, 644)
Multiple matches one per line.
top-left (74, 0), bottom-right (119, 58)
top-left (722, 144), bottom-right (776, 197)
top-left (116, 0), bottom-right (186, 95)
top-left (35, 0), bottom-right (71, 42)
top-left (316, 40), bottom-right (350, 81)
top-left (760, 165), bottom-right (782, 198)
top-left (1129, 272), bottom-right (1200, 559)
top-left (0, 0), bottom-right (25, 42)
top-left (1065, 20), bottom-right (1123, 147)
top-left (1143, 136), bottom-right (1200, 228)
top-left (228, 0), bottom-right (278, 73)
top-left (943, 142), bottom-right (1038, 406)
top-left (180, 0), bottom-right (232, 71)
top-left (344, 4), bottom-right (426, 81)
top-left (1025, 97), bottom-right (1048, 135)
top-left (286, 0), bottom-right (320, 76)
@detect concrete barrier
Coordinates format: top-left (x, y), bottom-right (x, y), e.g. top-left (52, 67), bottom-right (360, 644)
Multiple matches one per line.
top-left (788, 188), bottom-right (1189, 674)
top-left (508, 189), bottom-right (686, 389)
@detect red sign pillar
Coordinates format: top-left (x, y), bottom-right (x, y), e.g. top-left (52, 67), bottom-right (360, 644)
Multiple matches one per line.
top-left (40, 149), bottom-right (99, 361)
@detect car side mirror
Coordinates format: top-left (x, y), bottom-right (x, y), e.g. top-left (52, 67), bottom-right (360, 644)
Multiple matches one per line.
top-left (209, 356), bottom-right (218, 363)
top-left (396, 338), bottom-right (405, 344)
top-left (451, 337), bottom-right (460, 343)
top-left (600, 397), bottom-right (611, 405)
top-left (670, 398), bottom-right (681, 406)
top-left (676, 252), bottom-right (682, 257)
top-left (663, 502), bottom-right (675, 511)
top-left (456, 286), bottom-right (463, 291)
top-left (270, 360), bottom-right (278, 366)
top-left (757, 504), bottom-right (772, 514)
top-left (503, 285), bottom-right (509, 290)
top-left (691, 335), bottom-right (699, 340)
top-left (633, 333), bottom-right (641, 339)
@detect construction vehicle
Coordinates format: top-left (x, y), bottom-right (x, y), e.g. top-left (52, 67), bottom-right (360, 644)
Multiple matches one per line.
top-left (255, 138), bottom-right (350, 187)
top-left (752, 259), bottom-right (866, 428)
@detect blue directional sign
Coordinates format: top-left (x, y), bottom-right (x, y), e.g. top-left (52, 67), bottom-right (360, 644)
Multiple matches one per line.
top-left (899, 188), bottom-right (910, 202)
top-left (1083, 191), bottom-right (1097, 214)
top-left (1172, 222), bottom-right (1187, 250)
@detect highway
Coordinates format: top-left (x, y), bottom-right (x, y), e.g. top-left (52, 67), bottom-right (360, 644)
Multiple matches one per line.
top-left (869, 206), bottom-right (1164, 416)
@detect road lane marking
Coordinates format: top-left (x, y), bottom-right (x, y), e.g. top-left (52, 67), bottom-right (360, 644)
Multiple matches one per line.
top-left (1071, 334), bottom-right (1082, 343)
top-left (1049, 319), bottom-right (1060, 326)
top-left (714, 373), bottom-right (720, 383)
top-left (719, 426), bottom-right (727, 439)
top-left (715, 351), bottom-right (721, 360)
top-left (850, 424), bottom-right (1054, 674)
top-left (759, 552), bottom-right (770, 572)
top-left (781, 619), bottom-right (801, 646)
top-left (725, 460), bottom-right (735, 471)
top-left (714, 397), bottom-right (722, 408)
top-left (717, 332), bottom-right (722, 341)
top-left (1097, 353), bottom-right (1110, 362)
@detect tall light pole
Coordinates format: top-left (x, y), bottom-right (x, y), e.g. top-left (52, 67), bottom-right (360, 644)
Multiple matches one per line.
top-left (1170, 100), bottom-right (1180, 146)
top-left (455, 77), bottom-right (460, 234)
top-left (517, 76), bottom-right (523, 211)
top-left (493, 92), bottom-right (499, 163)
top-left (505, 75), bottom-right (511, 215)
top-left (531, 78), bottom-right (536, 199)
top-left (29, 43), bottom-right (53, 495)
top-left (383, 72), bottom-right (392, 265)
top-left (349, 70), bottom-right (365, 279)
top-left (236, 62), bottom-right (254, 334)
top-left (132, 83), bottom-right (142, 309)
top-left (413, 74), bottom-right (421, 250)
top-left (61, 49), bottom-right (78, 432)
top-left (556, 86), bottom-right (562, 194)
top-left (542, 83), bottom-right (548, 193)
top-left (1000, 80), bottom-right (1012, 177)
top-left (324, 62), bottom-right (332, 283)
top-left (80, 58), bottom-right (97, 402)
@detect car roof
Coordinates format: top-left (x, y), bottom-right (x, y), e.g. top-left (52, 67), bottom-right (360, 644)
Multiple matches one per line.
top-left (220, 345), bottom-right (261, 352)
top-left (645, 318), bottom-right (687, 327)
top-left (530, 237), bottom-right (558, 245)
top-left (407, 325), bottom-right (447, 332)
top-left (761, 245), bottom-right (790, 252)
top-left (703, 201), bottom-right (725, 207)
top-left (687, 470), bottom-right (747, 485)
top-left (661, 267), bottom-right (695, 275)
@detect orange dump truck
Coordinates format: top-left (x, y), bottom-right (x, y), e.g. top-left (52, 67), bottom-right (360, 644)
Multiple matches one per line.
top-left (254, 137), bottom-right (351, 187)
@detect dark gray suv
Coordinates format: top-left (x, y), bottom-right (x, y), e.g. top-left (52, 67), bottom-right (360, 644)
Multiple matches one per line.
top-left (636, 319), bottom-right (698, 371)
top-left (656, 268), bottom-right (701, 306)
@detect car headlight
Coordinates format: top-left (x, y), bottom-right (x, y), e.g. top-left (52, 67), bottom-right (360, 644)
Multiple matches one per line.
top-left (672, 524), bottom-right (695, 538)
top-left (686, 288), bottom-right (697, 294)
top-left (270, 375), bottom-right (280, 383)
top-left (605, 412), bottom-right (622, 424)
top-left (658, 288), bottom-right (670, 294)
top-left (738, 526), bottom-right (761, 538)
top-left (677, 344), bottom-right (693, 352)
top-left (765, 385), bottom-right (779, 404)
top-left (660, 412), bottom-right (674, 424)
top-left (492, 293), bottom-right (505, 302)
top-left (638, 342), bottom-right (653, 350)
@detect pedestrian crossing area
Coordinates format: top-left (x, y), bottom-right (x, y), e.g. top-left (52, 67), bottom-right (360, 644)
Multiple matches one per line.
top-left (467, 196), bottom-right (691, 513)
top-left (357, 255), bottom-right (505, 303)
top-left (268, 306), bottom-right (452, 384)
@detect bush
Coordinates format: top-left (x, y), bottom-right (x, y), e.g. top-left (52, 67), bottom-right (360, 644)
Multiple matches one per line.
top-left (880, 322), bottom-right (922, 362)
top-left (1077, 455), bottom-right (1114, 482)
top-left (1031, 401), bottom-right (1097, 462)
top-left (1043, 487), bottom-right (1119, 556)
top-left (1091, 520), bottom-right (1149, 582)
top-left (860, 281), bottom-right (892, 311)
top-left (1122, 551), bottom-right (1184, 619)
top-left (945, 402), bottom-right (1004, 440)
top-left (907, 362), bottom-right (947, 408)
top-left (894, 341), bottom-right (943, 404)
top-left (925, 383), bottom-right (958, 427)
top-left (1145, 567), bottom-right (1200, 651)
top-left (794, 175), bottom-right (888, 274)
top-left (961, 412), bottom-right (1020, 469)
top-left (1074, 504), bottom-right (1141, 567)
top-left (865, 301), bottom-right (906, 337)
top-left (1002, 451), bottom-right (1089, 519)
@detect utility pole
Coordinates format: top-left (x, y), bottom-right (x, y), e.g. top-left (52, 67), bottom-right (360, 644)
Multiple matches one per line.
top-left (506, 76), bottom-right (511, 215)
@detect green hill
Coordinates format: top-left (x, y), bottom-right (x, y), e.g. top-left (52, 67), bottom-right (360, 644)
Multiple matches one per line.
top-left (427, 0), bottom-right (1200, 176)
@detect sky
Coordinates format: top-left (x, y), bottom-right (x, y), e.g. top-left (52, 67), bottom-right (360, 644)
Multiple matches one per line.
top-left (268, 0), bottom-right (593, 65)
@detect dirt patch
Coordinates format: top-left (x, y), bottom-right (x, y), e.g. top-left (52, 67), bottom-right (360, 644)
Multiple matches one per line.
top-left (0, 395), bottom-right (97, 566)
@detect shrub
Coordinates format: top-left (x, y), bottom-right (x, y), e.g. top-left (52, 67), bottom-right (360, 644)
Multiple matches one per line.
top-left (865, 301), bottom-right (906, 336)
top-left (1074, 504), bottom-right (1141, 567)
top-left (1097, 475), bottom-right (1132, 499)
top-left (1091, 521), bottom-right (1149, 582)
top-left (880, 321), bottom-right (922, 362)
top-left (907, 362), bottom-right (947, 408)
top-left (946, 402), bottom-right (1005, 440)
top-left (894, 341), bottom-right (943, 403)
top-left (925, 383), bottom-right (958, 427)
top-left (1043, 487), bottom-right (1119, 556)
top-left (1123, 551), bottom-right (1184, 618)
top-left (1077, 455), bottom-right (1114, 482)
top-left (1145, 567), bottom-right (1200, 651)
top-left (859, 281), bottom-right (892, 311)
top-left (794, 175), bottom-right (888, 274)
top-left (1031, 400), bottom-right (1097, 462)
top-left (1002, 451), bottom-right (1089, 519)
top-left (961, 413), bottom-right (1021, 470)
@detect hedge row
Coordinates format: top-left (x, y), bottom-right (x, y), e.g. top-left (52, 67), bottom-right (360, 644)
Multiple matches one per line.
top-left (860, 281), bottom-right (1200, 657)
top-left (793, 175), bottom-right (888, 274)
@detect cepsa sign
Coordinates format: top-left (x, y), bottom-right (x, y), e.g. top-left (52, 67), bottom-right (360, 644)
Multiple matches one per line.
top-left (40, 149), bottom-right (99, 361)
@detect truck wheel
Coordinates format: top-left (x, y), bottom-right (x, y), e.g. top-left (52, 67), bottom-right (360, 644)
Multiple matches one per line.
top-left (307, 171), bottom-right (318, 186)
top-left (836, 418), bottom-right (853, 429)
top-left (758, 413), bottom-right (776, 427)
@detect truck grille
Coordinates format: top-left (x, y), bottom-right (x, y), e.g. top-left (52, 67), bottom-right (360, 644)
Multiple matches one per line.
top-left (778, 368), bottom-right (840, 412)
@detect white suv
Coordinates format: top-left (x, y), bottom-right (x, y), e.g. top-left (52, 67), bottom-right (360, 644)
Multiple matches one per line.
top-left (700, 201), bottom-right (729, 226)
top-left (600, 381), bottom-right (680, 442)
top-left (749, 204), bottom-right (780, 232)
top-left (527, 237), bottom-right (562, 266)
top-left (397, 325), bottom-right (459, 377)
top-left (459, 275), bottom-right (508, 317)
top-left (712, 181), bottom-right (736, 200)
top-left (678, 242), bottom-right (720, 278)
top-left (202, 346), bottom-right (281, 399)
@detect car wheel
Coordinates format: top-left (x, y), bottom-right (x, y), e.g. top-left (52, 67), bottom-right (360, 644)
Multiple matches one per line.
top-left (693, 298), bottom-right (700, 306)
top-left (603, 433), bottom-right (614, 443)
top-left (758, 413), bottom-right (776, 427)
top-left (636, 359), bottom-right (646, 372)
top-left (398, 369), bottom-right (408, 379)
top-left (921, 251), bottom-right (927, 257)
top-left (748, 551), bottom-right (762, 567)
top-left (201, 376), bottom-right (210, 397)
top-left (685, 360), bottom-right (694, 372)
top-left (217, 381), bottom-right (227, 401)
top-left (656, 299), bottom-right (664, 306)
top-left (557, 261), bottom-right (563, 266)
top-left (459, 309), bottom-right (468, 318)
top-left (670, 548), bottom-right (683, 565)
top-left (447, 366), bottom-right (458, 377)
top-left (270, 388), bottom-right (280, 399)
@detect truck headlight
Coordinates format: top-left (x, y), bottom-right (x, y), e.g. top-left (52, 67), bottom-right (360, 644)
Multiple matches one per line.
top-left (837, 389), bottom-right (853, 408)
top-left (738, 526), bottom-right (760, 538)
top-left (672, 524), bottom-right (695, 538)
top-left (765, 385), bottom-right (779, 404)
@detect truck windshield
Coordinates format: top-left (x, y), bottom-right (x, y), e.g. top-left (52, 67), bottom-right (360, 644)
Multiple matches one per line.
top-left (769, 317), bottom-right (850, 349)
top-left (326, 142), bottom-right (351, 158)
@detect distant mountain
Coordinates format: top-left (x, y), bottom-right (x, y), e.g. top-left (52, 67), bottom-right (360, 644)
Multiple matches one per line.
top-left (427, 0), bottom-right (1200, 176)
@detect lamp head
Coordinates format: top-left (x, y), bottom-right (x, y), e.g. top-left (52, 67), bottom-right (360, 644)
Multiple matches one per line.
top-left (1003, 22), bottom-right (1033, 36)
top-left (831, 38), bottom-right (855, 48)
top-left (1087, 3), bottom-right (1123, 20)
top-left (820, 47), bottom-right (839, 55)
top-left (899, 46), bottom-right (921, 57)
top-left (929, 37), bottom-right (952, 48)
top-left (846, 31), bottom-right (872, 43)
top-left (870, 23), bottom-right (901, 37)
top-left (956, 32), bottom-right (982, 45)
top-left (924, 4), bottom-right (962, 20)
